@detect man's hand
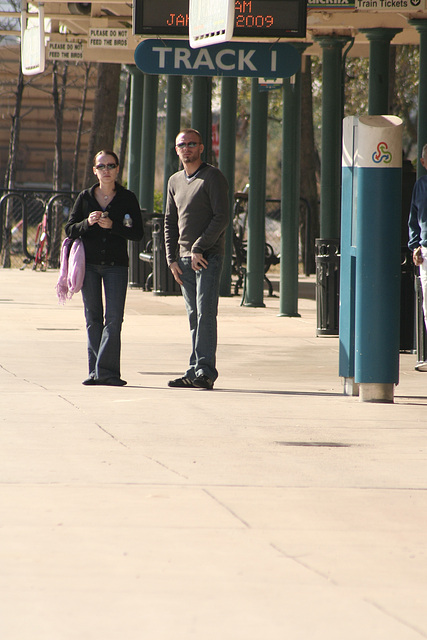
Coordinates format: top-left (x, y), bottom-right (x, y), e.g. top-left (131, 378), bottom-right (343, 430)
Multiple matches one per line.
top-left (191, 252), bottom-right (208, 272)
top-left (169, 261), bottom-right (183, 285)
top-left (413, 247), bottom-right (424, 266)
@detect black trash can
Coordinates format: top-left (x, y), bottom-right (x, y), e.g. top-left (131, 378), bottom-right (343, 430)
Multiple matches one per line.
top-left (129, 210), bottom-right (154, 290)
top-left (315, 238), bottom-right (340, 336)
top-left (152, 216), bottom-right (181, 296)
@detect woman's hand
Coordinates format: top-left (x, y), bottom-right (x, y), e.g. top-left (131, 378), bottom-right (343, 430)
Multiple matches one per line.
top-left (88, 211), bottom-right (103, 226)
top-left (97, 214), bottom-right (113, 229)
top-left (88, 211), bottom-right (113, 229)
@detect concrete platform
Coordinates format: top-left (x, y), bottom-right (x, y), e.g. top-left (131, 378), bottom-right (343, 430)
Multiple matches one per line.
top-left (0, 268), bottom-right (426, 640)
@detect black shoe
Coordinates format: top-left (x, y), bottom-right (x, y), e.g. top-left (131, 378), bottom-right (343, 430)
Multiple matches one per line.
top-left (82, 376), bottom-right (96, 386)
top-left (168, 376), bottom-right (194, 388)
top-left (193, 375), bottom-right (214, 390)
top-left (97, 377), bottom-right (127, 386)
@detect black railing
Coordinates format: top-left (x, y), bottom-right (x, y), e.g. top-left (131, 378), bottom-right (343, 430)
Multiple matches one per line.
top-left (0, 188), bottom-right (78, 268)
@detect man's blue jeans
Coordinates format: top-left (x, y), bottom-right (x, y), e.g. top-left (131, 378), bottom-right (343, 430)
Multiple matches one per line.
top-left (179, 254), bottom-right (223, 382)
top-left (81, 264), bottom-right (128, 380)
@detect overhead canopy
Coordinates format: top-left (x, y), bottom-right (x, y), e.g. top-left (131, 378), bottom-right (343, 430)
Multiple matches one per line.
top-left (3, 0), bottom-right (427, 64)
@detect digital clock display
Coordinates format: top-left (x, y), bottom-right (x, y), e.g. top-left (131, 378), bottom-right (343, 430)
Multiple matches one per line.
top-left (133, 0), bottom-right (306, 39)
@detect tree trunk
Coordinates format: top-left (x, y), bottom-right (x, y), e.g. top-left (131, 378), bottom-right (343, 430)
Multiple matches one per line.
top-left (2, 65), bottom-right (24, 268)
top-left (50, 61), bottom-right (68, 268)
top-left (299, 56), bottom-right (320, 275)
top-left (83, 62), bottom-right (122, 188)
top-left (72, 62), bottom-right (92, 193)
top-left (118, 68), bottom-right (131, 183)
top-left (52, 61), bottom-right (68, 191)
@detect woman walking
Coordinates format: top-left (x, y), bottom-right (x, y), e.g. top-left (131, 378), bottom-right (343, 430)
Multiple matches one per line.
top-left (65, 150), bottom-right (143, 386)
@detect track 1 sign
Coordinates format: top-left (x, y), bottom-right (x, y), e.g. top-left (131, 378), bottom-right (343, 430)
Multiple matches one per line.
top-left (134, 40), bottom-right (301, 78)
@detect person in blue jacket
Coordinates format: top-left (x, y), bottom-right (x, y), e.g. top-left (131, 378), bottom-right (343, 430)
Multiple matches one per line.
top-left (408, 143), bottom-right (427, 370)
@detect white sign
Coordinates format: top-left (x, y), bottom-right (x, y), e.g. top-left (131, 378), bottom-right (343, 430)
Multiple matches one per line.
top-left (47, 41), bottom-right (84, 61)
top-left (189, 0), bottom-right (234, 48)
top-left (21, 3), bottom-right (45, 76)
top-left (88, 28), bottom-right (129, 48)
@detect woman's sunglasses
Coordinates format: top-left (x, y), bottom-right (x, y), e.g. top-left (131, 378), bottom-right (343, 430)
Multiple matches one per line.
top-left (95, 163), bottom-right (118, 170)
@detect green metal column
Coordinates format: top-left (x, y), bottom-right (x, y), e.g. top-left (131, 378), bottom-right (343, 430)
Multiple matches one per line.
top-left (219, 76), bottom-right (238, 297)
top-left (316, 36), bottom-right (351, 239)
top-left (126, 66), bottom-right (144, 197)
top-left (245, 78), bottom-right (268, 308)
top-left (163, 75), bottom-right (182, 209)
top-left (126, 66), bottom-right (144, 288)
top-left (191, 77), bottom-right (212, 163)
top-left (139, 74), bottom-right (158, 213)
top-left (410, 20), bottom-right (427, 178)
top-left (279, 63), bottom-right (304, 317)
top-left (360, 28), bottom-right (402, 116)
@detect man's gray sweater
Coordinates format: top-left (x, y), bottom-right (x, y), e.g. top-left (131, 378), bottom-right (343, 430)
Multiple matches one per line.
top-left (164, 163), bottom-right (229, 266)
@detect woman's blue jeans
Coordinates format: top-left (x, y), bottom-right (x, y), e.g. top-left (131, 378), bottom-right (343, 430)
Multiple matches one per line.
top-left (179, 254), bottom-right (223, 382)
top-left (81, 264), bottom-right (128, 381)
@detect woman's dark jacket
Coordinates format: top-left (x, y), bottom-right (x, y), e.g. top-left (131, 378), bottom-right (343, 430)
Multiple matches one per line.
top-left (65, 183), bottom-right (143, 267)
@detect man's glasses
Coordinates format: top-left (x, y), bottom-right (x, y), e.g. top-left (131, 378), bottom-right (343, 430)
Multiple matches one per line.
top-left (176, 142), bottom-right (199, 149)
top-left (95, 163), bottom-right (118, 170)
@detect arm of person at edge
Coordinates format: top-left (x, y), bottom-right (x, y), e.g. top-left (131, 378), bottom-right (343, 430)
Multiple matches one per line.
top-left (408, 182), bottom-right (424, 266)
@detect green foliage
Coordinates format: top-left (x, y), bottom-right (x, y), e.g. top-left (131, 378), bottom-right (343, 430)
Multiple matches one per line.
top-left (392, 45), bottom-right (419, 156)
top-left (312, 45), bottom-right (419, 159)
top-left (153, 189), bottom-right (163, 214)
top-left (344, 55), bottom-right (369, 117)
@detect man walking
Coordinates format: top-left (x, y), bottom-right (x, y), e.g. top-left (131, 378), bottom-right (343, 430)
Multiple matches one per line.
top-left (164, 128), bottom-right (229, 389)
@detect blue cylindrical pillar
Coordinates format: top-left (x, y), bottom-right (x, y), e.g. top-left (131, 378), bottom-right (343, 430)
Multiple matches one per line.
top-left (354, 115), bottom-right (403, 402)
top-left (339, 116), bottom-right (358, 395)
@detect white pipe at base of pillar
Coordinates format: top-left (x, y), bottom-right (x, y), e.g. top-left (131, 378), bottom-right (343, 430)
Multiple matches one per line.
top-left (359, 383), bottom-right (394, 403)
top-left (343, 377), bottom-right (359, 396)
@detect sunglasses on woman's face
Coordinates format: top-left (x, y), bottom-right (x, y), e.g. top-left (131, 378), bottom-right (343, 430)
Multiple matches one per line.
top-left (95, 163), bottom-right (118, 171)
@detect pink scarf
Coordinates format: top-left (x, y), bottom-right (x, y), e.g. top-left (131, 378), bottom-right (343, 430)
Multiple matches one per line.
top-left (56, 237), bottom-right (85, 304)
